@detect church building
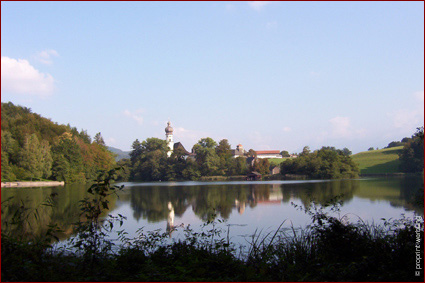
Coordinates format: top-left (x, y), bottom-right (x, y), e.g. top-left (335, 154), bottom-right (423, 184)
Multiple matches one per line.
top-left (165, 121), bottom-right (174, 157)
top-left (165, 121), bottom-right (194, 158)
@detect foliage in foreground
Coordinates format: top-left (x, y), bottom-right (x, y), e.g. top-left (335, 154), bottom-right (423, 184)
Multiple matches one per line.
top-left (2, 210), bottom-right (423, 281)
top-left (1, 169), bottom-right (423, 282)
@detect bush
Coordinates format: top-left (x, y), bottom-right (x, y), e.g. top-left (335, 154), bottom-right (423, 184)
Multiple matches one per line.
top-left (281, 146), bottom-right (359, 179)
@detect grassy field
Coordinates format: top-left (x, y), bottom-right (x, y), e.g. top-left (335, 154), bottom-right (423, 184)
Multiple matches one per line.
top-left (352, 146), bottom-right (403, 174)
top-left (268, 158), bottom-right (289, 166)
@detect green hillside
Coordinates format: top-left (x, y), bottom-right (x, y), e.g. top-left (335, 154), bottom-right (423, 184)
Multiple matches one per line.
top-left (268, 158), bottom-right (289, 166)
top-left (352, 146), bottom-right (403, 174)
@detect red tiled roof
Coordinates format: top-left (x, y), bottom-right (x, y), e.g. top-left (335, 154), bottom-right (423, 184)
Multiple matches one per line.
top-left (255, 150), bottom-right (280, 155)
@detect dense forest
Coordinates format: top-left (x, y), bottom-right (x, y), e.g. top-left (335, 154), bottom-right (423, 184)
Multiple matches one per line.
top-left (1, 102), bottom-right (116, 183)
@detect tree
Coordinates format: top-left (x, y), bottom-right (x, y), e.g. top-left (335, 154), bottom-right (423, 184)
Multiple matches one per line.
top-left (341, 147), bottom-right (352, 156)
top-left (1, 149), bottom-right (15, 181)
top-left (166, 146), bottom-right (189, 180)
top-left (196, 137), bottom-right (217, 149)
top-left (94, 132), bottom-right (106, 147)
top-left (252, 158), bottom-right (270, 175)
top-left (386, 141), bottom-right (403, 148)
top-left (246, 149), bottom-right (257, 158)
top-left (193, 138), bottom-right (220, 176)
top-left (130, 139), bottom-right (142, 165)
top-left (1, 102), bottom-right (116, 183)
top-left (51, 132), bottom-right (84, 182)
top-left (130, 138), bottom-right (168, 181)
top-left (141, 137), bottom-right (169, 153)
top-left (280, 150), bottom-right (290, 157)
top-left (368, 147), bottom-right (374, 151)
top-left (39, 139), bottom-right (53, 178)
top-left (182, 158), bottom-right (201, 180)
top-left (79, 129), bottom-right (92, 144)
top-left (216, 139), bottom-right (232, 159)
top-left (1, 130), bottom-right (18, 181)
top-left (115, 158), bottom-right (131, 182)
top-left (300, 146), bottom-right (311, 157)
top-left (234, 156), bottom-right (249, 175)
top-left (280, 146), bottom-right (359, 179)
top-left (399, 127), bottom-right (424, 173)
top-left (216, 139), bottom-right (232, 175)
top-left (139, 150), bottom-right (167, 181)
top-left (51, 153), bottom-right (71, 182)
top-left (18, 134), bottom-right (53, 180)
top-left (1, 130), bottom-right (18, 164)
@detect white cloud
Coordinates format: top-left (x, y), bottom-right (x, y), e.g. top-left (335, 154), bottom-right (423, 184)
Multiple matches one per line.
top-left (414, 90), bottom-right (424, 102)
top-left (36, 49), bottom-right (59, 65)
top-left (248, 1), bottom-right (273, 11)
top-left (123, 109), bottom-right (144, 125)
top-left (391, 109), bottom-right (421, 129)
top-left (329, 116), bottom-right (351, 138)
top-left (1, 56), bottom-right (55, 97)
top-left (283, 126), bottom-right (292, 132)
top-left (389, 91), bottom-right (424, 131)
top-left (328, 116), bottom-right (365, 139)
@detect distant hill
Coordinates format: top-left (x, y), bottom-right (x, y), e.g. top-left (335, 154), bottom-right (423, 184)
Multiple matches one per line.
top-left (352, 146), bottom-right (403, 175)
top-left (107, 146), bottom-right (130, 161)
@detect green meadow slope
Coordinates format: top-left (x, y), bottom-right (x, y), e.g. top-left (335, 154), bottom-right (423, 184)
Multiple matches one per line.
top-left (352, 146), bottom-right (403, 175)
top-left (268, 158), bottom-right (289, 166)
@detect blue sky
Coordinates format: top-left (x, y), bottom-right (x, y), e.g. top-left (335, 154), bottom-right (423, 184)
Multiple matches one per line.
top-left (1, 1), bottom-right (424, 153)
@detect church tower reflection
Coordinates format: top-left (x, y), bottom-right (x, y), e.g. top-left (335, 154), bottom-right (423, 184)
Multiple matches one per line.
top-left (166, 201), bottom-right (175, 236)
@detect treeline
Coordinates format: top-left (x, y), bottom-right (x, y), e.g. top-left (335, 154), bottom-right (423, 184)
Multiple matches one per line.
top-left (117, 136), bottom-right (360, 182)
top-left (117, 137), bottom-right (261, 182)
top-left (1, 102), bottom-right (116, 183)
top-left (368, 131), bottom-right (420, 151)
top-left (281, 146), bottom-right (360, 179)
top-left (399, 127), bottom-right (424, 173)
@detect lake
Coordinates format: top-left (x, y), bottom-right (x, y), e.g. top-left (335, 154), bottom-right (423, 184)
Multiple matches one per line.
top-left (1, 177), bottom-right (423, 248)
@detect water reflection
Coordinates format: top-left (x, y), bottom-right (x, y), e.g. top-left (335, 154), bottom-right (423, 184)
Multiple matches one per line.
top-left (1, 183), bottom-right (117, 240)
top-left (119, 180), bottom-right (361, 223)
top-left (1, 177), bottom-right (422, 242)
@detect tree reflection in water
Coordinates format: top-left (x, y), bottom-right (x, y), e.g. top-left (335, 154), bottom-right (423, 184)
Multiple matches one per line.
top-left (124, 178), bottom-right (422, 224)
top-left (2, 177), bottom-right (422, 242)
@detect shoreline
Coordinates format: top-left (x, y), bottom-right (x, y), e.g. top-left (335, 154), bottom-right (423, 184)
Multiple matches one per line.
top-left (1, 181), bottom-right (65, 188)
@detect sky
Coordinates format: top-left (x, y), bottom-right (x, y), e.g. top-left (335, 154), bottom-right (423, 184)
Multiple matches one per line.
top-left (1, 1), bottom-right (424, 154)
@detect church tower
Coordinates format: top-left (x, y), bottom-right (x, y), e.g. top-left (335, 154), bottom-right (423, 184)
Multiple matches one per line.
top-left (165, 121), bottom-right (174, 157)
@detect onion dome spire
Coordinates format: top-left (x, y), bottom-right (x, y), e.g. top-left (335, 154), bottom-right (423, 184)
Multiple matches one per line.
top-left (165, 121), bottom-right (173, 134)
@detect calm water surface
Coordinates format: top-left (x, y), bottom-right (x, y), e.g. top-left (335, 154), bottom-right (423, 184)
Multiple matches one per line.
top-left (1, 177), bottom-right (423, 246)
